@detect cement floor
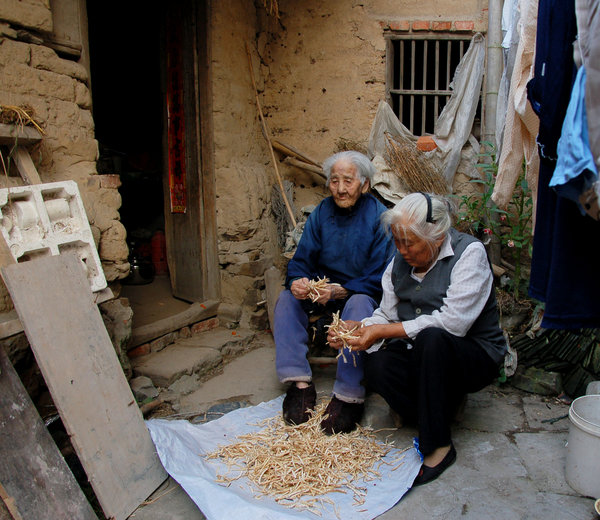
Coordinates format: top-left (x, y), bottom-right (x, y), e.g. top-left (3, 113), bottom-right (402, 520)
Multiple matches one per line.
top-left (130, 335), bottom-right (598, 520)
top-left (120, 274), bottom-right (191, 328)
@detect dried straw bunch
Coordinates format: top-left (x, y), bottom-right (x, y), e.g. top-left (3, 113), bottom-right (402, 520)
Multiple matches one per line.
top-left (0, 105), bottom-right (44, 134)
top-left (384, 132), bottom-right (448, 195)
top-left (261, 0), bottom-right (279, 18)
top-left (307, 276), bottom-right (340, 303)
top-left (207, 401), bottom-right (408, 515)
top-left (326, 311), bottom-right (359, 367)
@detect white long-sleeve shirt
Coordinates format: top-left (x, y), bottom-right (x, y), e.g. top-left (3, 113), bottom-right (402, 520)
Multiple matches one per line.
top-left (363, 233), bottom-right (494, 352)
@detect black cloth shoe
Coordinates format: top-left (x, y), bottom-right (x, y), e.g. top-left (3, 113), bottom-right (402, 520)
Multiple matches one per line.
top-left (412, 443), bottom-right (457, 487)
top-left (320, 396), bottom-right (364, 435)
top-left (282, 382), bottom-right (316, 425)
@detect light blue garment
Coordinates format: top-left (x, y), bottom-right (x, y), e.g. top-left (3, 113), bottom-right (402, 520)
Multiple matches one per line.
top-left (551, 66), bottom-right (598, 214)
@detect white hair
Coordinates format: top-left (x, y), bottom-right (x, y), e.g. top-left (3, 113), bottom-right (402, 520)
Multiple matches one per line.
top-left (382, 192), bottom-right (454, 244)
top-left (322, 151), bottom-right (376, 187)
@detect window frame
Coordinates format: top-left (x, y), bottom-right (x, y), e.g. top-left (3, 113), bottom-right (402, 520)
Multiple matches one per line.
top-left (385, 33), bottom-right (475, 136)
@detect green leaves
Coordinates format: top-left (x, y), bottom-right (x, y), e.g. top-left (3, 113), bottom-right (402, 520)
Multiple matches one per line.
top-left (458, 143), bottom-right (534, 298)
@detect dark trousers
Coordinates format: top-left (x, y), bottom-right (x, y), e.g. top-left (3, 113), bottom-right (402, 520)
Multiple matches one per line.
top-left (364, 327), bottom-right (499, 456)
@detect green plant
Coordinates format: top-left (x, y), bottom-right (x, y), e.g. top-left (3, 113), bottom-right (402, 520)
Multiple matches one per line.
top-left (458, 142), bottom-right (534, 299)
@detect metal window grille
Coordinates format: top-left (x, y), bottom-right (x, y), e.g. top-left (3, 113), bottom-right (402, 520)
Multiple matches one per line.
top-left (385, 35), bottom-right (473, 136)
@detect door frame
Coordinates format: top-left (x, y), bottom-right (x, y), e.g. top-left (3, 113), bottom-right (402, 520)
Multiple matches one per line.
top-left (162, 0), bottom-right (219, 302)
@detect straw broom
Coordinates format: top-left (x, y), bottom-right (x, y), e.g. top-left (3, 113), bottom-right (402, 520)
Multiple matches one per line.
top-left (384, 132), bottom-right (448, 195)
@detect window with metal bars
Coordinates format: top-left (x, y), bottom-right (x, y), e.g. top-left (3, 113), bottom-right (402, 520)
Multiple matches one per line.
top-left (385, 36), bottom-right (473, 136)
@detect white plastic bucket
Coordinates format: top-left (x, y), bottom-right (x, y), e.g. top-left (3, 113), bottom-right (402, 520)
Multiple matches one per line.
top-left (565, 394), bottom-right (600, 498)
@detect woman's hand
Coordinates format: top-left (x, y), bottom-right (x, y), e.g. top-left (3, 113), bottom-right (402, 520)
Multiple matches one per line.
top-left (346, 324), bottom-right (383, 351)
top-left (313, 283), bottom-right (348, 305)
top-left (290, 277), bottom-right (310, 300)
top-left (326, 319), bottom-right (363, 349)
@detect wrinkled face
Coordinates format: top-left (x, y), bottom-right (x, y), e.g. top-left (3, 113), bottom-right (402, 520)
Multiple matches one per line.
top-left (392, 221), bottom-right (442, 271)
top-left (328, 159), bottom-right (368, 209)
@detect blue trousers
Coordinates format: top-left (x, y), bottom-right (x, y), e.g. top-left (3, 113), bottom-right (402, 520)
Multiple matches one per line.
top-left (274, 290), bottom-right (377, 402)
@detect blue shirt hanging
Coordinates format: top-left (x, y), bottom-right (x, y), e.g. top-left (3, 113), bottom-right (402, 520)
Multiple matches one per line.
top-left (550, 66), bottom-right (598, 214)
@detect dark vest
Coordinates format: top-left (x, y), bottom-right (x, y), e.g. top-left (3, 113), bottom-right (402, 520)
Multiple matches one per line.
top-left (391, 228), bottom-right (507, 365)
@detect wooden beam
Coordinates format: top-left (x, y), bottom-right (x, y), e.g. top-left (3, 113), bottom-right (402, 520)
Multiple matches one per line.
top-left (284, 156), bottom-right (326, 180)
top-left (271, 139), bottom-right (321, 168)
top-left (12, 148), bottom-right (42, 185)
top-left (0, 124), bottom-right (42, 146)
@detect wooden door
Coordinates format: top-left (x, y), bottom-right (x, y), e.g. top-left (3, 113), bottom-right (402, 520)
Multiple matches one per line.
top-left (162, 0), bottom-right (219, 302)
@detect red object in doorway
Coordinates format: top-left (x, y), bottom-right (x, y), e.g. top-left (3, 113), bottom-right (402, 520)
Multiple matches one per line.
top-left (151, 231), bottom-right (168, 275)
top-left (166, 11), bottom-right (187, 214)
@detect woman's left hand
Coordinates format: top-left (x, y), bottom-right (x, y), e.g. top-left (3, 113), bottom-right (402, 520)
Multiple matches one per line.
top-left (345, 324), bottom-right (382, 351)
top-left (326, 319), bottom-right (361, 349)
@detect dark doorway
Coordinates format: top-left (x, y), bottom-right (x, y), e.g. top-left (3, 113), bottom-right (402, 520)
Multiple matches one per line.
top-left (86, 3), bottom-right (190, 325)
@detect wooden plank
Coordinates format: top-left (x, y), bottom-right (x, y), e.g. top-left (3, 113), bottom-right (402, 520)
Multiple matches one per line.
top-left (1, 253), bottom-right (167, 520)
top-left (128, 299), bottom-right (219, 348)
top-left (0, 234), bottom-right (21, 339)
top-left (0, 124), bottom-right (42, 146)
top-left (0, 347), bottom-right (97, 520)
top-left (12, 148), bottom-right (42, 185)
top-left (264, 266), bottom-right (283, 332)
top-left (196, 0), bottom-right (220, 301)
top-left (0, 310), bottom-right (23, 339)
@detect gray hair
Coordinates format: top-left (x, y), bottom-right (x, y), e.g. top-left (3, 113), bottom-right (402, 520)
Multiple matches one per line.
top-left (382, 192), bottom-right (454, 244)
top-left (322, 151), bottom-right (376, 187)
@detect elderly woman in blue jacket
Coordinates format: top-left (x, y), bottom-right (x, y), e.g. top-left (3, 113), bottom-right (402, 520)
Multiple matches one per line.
top-left (328, 192), bottom-right (507, 486)
top-left (274, 151), bottom-right (395, 434)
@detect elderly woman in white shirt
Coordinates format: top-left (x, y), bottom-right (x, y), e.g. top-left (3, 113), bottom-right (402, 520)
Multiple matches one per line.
top-left (328, 192), bottom-right (507, 487)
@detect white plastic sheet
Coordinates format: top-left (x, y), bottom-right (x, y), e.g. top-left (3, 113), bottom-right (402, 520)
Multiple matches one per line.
top-left (434, 33), bottom-right (486, 186)
top-left (146, 396), bottom-right (421, 520)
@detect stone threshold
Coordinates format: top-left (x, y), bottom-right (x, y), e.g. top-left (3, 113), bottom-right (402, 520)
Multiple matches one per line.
top-left (128, 299), bottom-right (220, 350)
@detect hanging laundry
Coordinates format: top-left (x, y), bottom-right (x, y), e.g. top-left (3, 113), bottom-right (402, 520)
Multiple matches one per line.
top-left (527, 0), bottom-right (600, 330)
top-left (491, 0), bottom-right (539, 214)
top-left (550, 66), bottom-right (598, 216)
top-left (574, 0), bottom-right (600, 171)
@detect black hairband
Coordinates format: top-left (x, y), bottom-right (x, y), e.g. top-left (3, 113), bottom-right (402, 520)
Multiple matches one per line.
top-left (419, 192), bottom-right (435, 223)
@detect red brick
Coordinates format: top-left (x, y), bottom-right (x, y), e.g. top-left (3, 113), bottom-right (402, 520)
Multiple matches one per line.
top-left (191, 317), bottom-right (220, 335)
top-left (416, 135), bottom-right (438, 152)
top-left (99, 174), bottom-right (122, 189)
top-left (454, 20), bottom-right (475, 32)
top-left (178, 326), bottom-right (192, 339)
top-left (388, 20), bottom-right (410, 31)
top-left (432, 21), bottom-right (452, 31)
top-left (127, 343), bottom-right (150, 358)
top-left (412, 20), bottom-right (431, 31)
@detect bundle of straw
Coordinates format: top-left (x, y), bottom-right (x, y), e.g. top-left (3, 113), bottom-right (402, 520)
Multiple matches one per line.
top-left (306, 276), bottom-right (341, 303)
top-left (384, 132), bottom-right (448, 195)
top-left (207, 400), bottom-right (408, 515)
top-left (326, 311), bottom-right (359, 367)
top-left (0, 105), bottom-right (44, 134)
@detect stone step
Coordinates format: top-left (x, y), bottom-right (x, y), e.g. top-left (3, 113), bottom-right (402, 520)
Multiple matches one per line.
top-left (130, 327), bottom-right (255, 388)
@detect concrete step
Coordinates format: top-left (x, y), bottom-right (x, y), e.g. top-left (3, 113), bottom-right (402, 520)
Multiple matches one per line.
top-left (130, 327), bottom-right (255, 388)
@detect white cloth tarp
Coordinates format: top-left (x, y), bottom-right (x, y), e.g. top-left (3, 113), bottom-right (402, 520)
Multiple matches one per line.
top-left (146, 395), bottom-right (422, 520)
top-left (434, 32), bottom-right (486, 186)
top-left (366, 101), bottom-right (480, 205)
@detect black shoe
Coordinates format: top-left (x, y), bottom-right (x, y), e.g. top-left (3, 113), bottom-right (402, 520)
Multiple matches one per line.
top-left (320, 396), bottom-right (364, 435)
top-left (282, 382), bottom-right (316, 425)
top-left (412, 443), bottom-right (457, 487)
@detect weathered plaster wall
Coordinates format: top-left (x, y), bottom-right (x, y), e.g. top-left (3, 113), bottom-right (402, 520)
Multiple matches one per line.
top-left (256, 0), bottom-right (488, 209)
top-left (210, 1), bottom-right (282, 327)
top-left (0, 12), bottom-right (128, 314)
top-left (210, 0), bottom-right (488, 326)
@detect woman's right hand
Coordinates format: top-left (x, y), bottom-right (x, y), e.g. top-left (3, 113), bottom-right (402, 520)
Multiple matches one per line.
top-left (290, 277), bottom-right (310, 300)
top-left (346, 324), bottom-right (382, 351)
